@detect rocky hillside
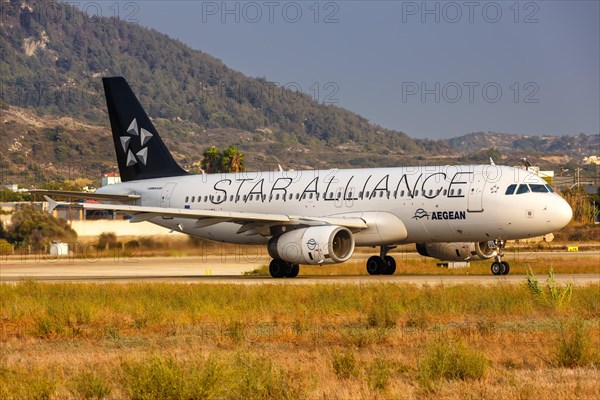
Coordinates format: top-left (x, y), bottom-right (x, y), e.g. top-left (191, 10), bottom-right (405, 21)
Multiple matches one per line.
top-left (1, 0), bottom-right (597, 186)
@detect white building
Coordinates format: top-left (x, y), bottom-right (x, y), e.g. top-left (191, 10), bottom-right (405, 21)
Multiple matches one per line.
top-left (583, 156), bottom-right (600, 165)
top-left (101, 172), bottom-right (121, 187)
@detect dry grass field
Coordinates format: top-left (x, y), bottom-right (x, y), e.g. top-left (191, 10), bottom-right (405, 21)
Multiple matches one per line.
top-left (1, 277), bottom-right (599, 399)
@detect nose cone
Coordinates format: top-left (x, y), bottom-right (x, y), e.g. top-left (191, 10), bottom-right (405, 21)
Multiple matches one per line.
top-left (553, 196), bottom-right (573, 230)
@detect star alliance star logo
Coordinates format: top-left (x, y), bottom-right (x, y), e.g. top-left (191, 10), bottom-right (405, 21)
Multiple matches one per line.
top-left (490, 185), bottom-right (500, 194)
top-left (120, 118), bottom-right (153, 166)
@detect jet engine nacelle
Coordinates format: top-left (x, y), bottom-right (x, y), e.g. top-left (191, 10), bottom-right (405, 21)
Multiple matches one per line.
top-left (416, 241), bottom-right (496, 261)
top-left (268, 226), bottom-right (355, 265)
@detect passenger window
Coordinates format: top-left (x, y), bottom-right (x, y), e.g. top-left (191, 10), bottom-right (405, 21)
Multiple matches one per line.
top-left (415, 191), bottom-right (419, 197)
top-left (400, 190), bottom-right (405, 197)
top-left (359, 191), bottom-right (363, 198)
top-left (505, 184), bottom-right (517, 195)
top-left (185, 196), bottom-right (189, 203)
top-left (379, 192), bottom-right (384, 198)
top-left (337, 192), bottom-right (341, 199)
top-left (545, 184), bottom-right (555, 193)
top-left (443, 189), bottom-right (447, 196)
top-left (428, 190), bottom-right (433, 197)
top-left (366, 191), bottom-right (370, 198)
top-left (309, 193), bottom-right (313, 199)
top-left (530, 184), bottom-right (548, 193)
top-left (230, 195), bottom-right (233, 201)
top-left (275, 194), bottom-right (280, 200)
top-left (348, 192), bottom-right (353, 198)
top-left (295, 194), bottom-right (299, 200)
top-left (516, 184), bottom-right (530, 194)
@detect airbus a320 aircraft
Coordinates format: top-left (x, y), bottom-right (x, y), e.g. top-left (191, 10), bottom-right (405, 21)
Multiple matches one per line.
top-left (40, 77), bottom-right (573, 278)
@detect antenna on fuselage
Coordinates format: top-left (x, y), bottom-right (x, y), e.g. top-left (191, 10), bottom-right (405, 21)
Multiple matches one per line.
top-left (489, 158), bottom-right (496, 166)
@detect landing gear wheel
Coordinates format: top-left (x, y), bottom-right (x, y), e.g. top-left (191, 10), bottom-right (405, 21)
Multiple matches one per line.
top-left (269, 259), bottom-right (288, 278)
top-left (491, 261), bottom-right (504, 276)
top-left (382, 256), bottom-right (396, 275)
top-left (285, 264), bottom-right (300, 278)
top-left (366, 256), bottom-right (385, 275)
top-left (501, 261), bottom-right (510, 275)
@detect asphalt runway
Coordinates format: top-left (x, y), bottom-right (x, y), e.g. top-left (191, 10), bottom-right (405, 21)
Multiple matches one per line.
top-left (1, 253), bottom-right (598, 285)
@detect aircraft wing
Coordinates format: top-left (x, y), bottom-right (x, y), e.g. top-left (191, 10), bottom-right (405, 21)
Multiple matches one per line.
top-left (44, 197), bottom-right (368, 231)
top-left (30, 190), bottom-right (140, 203)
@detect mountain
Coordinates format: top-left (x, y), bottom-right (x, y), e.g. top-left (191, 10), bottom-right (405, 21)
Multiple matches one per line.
top-left (446, 132), bottom-right (599, 160)
top-left (0, 0), bottom-right (597, 187)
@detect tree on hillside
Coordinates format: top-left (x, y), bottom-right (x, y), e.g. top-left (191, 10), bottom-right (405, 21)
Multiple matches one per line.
top-left (221, 145), bottom-right (245, 173)
top-left (201, 147), bottom-right (222, 173)
top-left (6, 206), bottom-right (77, 249)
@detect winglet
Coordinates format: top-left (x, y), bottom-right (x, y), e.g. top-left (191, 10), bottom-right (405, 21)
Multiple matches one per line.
top-left (44, 196), bottom-right (59, 214)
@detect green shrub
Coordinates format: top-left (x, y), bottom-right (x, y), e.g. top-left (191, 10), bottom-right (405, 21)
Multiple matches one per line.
top-left (123, 356), bottom-right (188, 400)
top-left (331, 351), bottom-right (359, 379)
top-left (0, 367), bottom-right (56, 400)
top-left (342, 327), bottom-right (381, 348)
top-left (97, 232), bottom-right (118, 250)
top-left (555, 319), bottom-right (592, 368)
top-left (418, 341), bottom-right (488, 389)
top-left (366, 291), bottom-right (399, 328)
top-left (526, 267), bottom-right (573, 308)
top-left (122, 353), bottom-right (293, 400)
top-left (368, 358), bottom-right (391, 391)
top-left (72, 371), bottom-right (111, 399)
top-left (230, 352), bottom-right (292, 400)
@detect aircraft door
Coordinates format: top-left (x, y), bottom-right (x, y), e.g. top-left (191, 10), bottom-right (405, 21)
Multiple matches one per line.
top-left (161, 182), bottom-right (177, 208)
top-left (467, 173), bottom-right (485, 212)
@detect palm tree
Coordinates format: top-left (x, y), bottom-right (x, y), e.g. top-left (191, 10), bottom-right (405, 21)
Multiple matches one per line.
top-left (221, 145), bottom-right (245, 173)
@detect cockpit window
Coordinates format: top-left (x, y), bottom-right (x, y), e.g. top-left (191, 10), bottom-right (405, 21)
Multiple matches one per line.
top-left (545, 184), bottom-right (555, 193)
top-left (505, 184), bottom-right (517, 195)
top-left (516, 184), bottom-right (530, 194)
top-left (530, 184), bottom-right (549, 193)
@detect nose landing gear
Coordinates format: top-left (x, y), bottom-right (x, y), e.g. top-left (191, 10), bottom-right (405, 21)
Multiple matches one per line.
top-left (490, 240), bottom-right (509, 275)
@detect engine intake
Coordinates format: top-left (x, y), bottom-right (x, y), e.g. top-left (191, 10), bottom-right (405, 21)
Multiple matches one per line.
top-left (416, 241), bottom-right (496, 261)
top-left (268, 226), bottom-right (355, 265)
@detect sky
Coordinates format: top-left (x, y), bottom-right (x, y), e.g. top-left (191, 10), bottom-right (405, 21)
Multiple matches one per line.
top-left (80, 1), bottom-right (599, 139)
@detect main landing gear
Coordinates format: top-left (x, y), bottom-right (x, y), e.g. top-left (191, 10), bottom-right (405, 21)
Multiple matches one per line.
top-left (489, 240), bottom-right (510, 276)
top-left (366, 245), bottom-right (397, 275)
top-left (269, 259), bottom-right (300, 278)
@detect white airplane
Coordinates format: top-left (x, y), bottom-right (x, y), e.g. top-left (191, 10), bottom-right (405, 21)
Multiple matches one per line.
top-left (39, 77), bottom-right (573, 278)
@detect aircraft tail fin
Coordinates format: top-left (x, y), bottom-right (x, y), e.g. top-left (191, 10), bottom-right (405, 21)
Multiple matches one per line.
top-left (102, 77), bottom-right (188, 182)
